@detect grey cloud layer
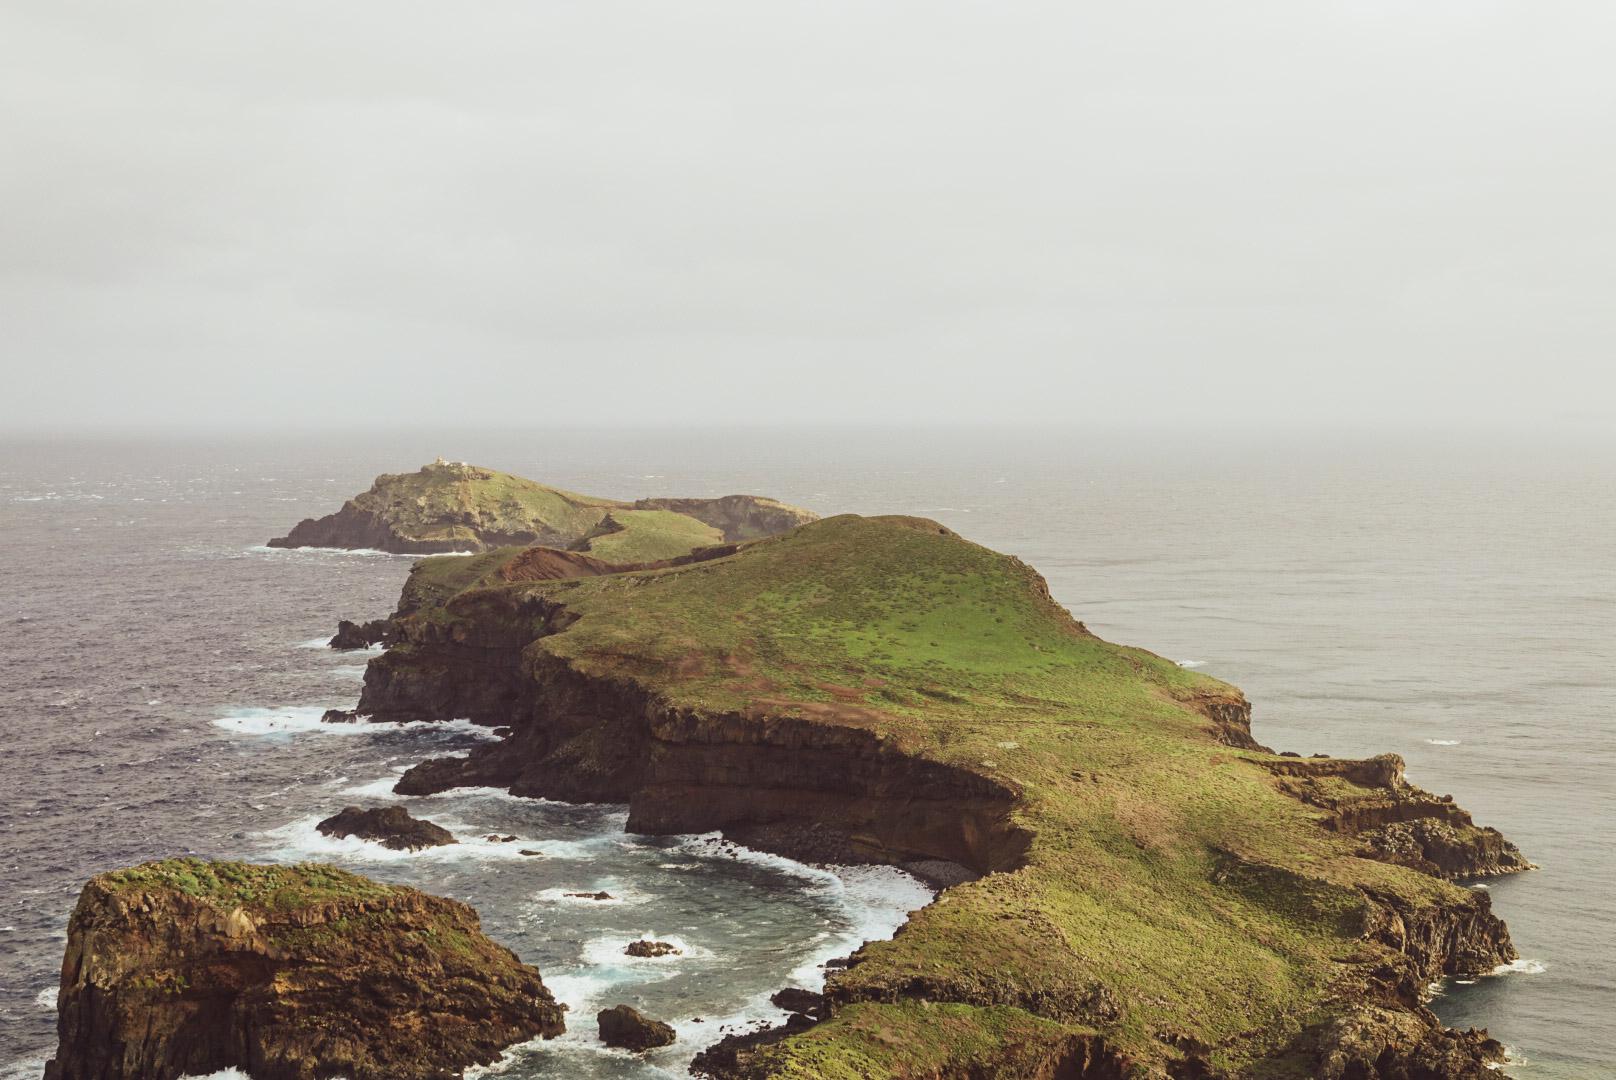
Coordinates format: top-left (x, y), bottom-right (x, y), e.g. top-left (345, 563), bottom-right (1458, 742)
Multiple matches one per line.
top-left (2, 1), bottom-right (1611, 428)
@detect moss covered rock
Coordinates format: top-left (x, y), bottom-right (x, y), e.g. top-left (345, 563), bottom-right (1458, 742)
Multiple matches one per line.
top-left (43, 859), bottom-right (563, 1080)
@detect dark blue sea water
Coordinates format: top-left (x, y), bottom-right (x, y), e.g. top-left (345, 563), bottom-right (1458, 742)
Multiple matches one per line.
top-left (2, 427), bottom-right (1610, 1078)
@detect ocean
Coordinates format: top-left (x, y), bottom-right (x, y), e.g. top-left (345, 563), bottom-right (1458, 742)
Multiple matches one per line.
top-left (1, 427), bottom-right (1609, 1078)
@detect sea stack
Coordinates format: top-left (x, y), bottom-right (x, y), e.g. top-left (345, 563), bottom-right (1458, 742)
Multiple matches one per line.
top-left (314, 805), bottom-right (456, 851)
top-left (43, 858), bottom-right (564, 1080)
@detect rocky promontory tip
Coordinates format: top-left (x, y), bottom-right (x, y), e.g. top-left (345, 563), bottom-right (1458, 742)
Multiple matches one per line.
top-left (44, 858), bottom-right (563, 1080)
top-left (315, 805), bottom-right (455, 850)
top-left (267, 460), bottom-right (817, 556)
top-left (329, 618), bottom-right (389, 650)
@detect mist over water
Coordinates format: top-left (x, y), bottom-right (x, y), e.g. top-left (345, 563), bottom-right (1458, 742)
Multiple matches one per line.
top-left (1, 427), bottom-right (1610, 1078)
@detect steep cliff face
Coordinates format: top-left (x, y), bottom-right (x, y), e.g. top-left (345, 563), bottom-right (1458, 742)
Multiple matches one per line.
top-left (345, 515), bottom-right (1522, 1079)
top-left (44, 860), bottom-right (563, 1080)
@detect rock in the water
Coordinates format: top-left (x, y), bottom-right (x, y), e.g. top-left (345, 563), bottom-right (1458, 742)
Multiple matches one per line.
top-left (320, 708), bottom-right (359, 724)
top-left (597, 1004), bottom-right (676, 1051)
top-left (625, 939), bottom-right (681, 958)
top-left (316, 805), bottom-right (455, 851)
top-left (768, 987), bottom-right (825, 1018)
top-left (43, 858), bottom-right (564, 1080)
top-left (565, 890), bottom-right (614, 901)
top-left (329, 618), bottom-right (390, 650)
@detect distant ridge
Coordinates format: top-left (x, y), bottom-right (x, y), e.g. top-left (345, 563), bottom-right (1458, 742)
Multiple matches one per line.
top-left (267, 460), bottom-right (816, 557)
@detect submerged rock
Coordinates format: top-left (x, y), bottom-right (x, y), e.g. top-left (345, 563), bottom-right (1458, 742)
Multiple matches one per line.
top-left (597, 1003), bottom-right (676, 1050)
top-left (315, 805), bottom-right (456, 851)
top-left (625, 939), bottom-right (681, 958)
top-left (43, 858), bottom-right (564, 1080)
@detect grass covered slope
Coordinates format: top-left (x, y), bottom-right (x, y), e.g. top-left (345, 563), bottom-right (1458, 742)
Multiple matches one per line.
top-left (269, 460), bottom-right (819, 556)
top-left (575, 508), bottom-right (726, 563)
top-left (268, 460), bottom-right (623, 554)
top-left (379, 516), bottom-right (1521, 1078)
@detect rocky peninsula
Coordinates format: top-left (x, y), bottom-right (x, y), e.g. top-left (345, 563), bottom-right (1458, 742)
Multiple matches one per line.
top-left (43, 859), bottom-right (563, 1080)
top-left (267, 460), bottom-right (816, 556)
top-left (334, 513), bottom-right (1527, 1078)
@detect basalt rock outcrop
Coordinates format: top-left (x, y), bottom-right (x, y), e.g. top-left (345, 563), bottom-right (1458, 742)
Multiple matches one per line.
top-left (268, 459), bottom-right (816, 556)
top-left (314, 805), bottom-right (456, 851)
top-left (1264, 754), bottom-right (1531, 880)
top-left (343, 514), bottom-right (1523, 1078)
top-left (329, 618), bottom-right (390, 650)
top-left (597, 1003), bottom-right (676, 1050)
top-left (768, 987), bottom-right (825, 1018)
top-left (625, 939), bottom-right (681, 958)
top-left (43, 859), bottom-right (564, 1080)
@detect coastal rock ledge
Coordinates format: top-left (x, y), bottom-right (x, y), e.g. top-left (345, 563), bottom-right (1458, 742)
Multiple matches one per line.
top-left (43, 858), bottom-right (564, 1080)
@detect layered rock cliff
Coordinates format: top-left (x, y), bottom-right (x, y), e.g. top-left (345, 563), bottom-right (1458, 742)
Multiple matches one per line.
top-left (44, 859), bottom-right (563, 1080)
top-left (343, 515), bottom-right (1522, 1078)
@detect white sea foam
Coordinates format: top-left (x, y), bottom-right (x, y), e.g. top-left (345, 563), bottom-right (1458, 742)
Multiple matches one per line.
top-left (538, 971), bottom-right (619, 1015)
top-left (785, 864), bottom-right (935, 988)
top-left (1491, 957), bottom-right (1548, 975)
top-left (1425, 738), bottom-right (1462, 746)
top-left (332, 665), bottom-right (368, 679)
top-left (248, 544), bottom-right (474, 559)
top-left (35, 986), bottom-right (56, 1009)
top-left (664, 832), bottom-right (932, 988)
top-left (0, 1059), bottom-right (51, 1080)
top-left (179, 1071), bottom-right (255, 1080)
top-left (214, 706), bottom-right (343, 734)
top-left (531, 885), bottom-right (647, 907)
top-left (524, 961), bottom-right (781, 1072)
top-left (214, 709), bottom-right (501, 740)
top-left (1177, 659), bottom-right (1206, 668)
top-left (260, 814), bottom-right (544, 864)
top-left (338, 772), bottom-right (409, 799)
top-left (578, 933), bottom-right (710, 968)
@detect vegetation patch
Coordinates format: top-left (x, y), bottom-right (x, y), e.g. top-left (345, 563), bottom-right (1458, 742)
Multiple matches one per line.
top-left (102, 858), bottom-right (396, 910)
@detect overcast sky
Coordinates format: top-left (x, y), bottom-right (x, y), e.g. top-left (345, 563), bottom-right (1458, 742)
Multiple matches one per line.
top-left (2, 1), bottom-right (1612, 431)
